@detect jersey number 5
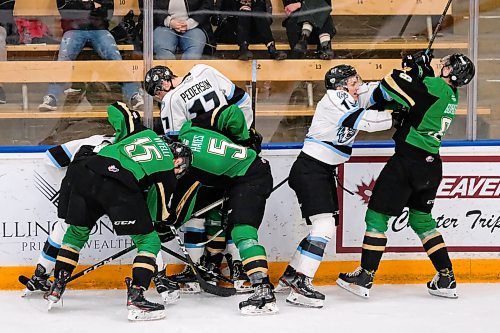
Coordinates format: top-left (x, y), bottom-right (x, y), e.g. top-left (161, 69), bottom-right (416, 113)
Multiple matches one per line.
top-left (208, 138), bottom-right (247, 160)
top-left (124, 137), bottom-right (163, 162)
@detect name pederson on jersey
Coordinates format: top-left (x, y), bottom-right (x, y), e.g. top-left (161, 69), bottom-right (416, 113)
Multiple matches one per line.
top-left (380, 69), bottom-right (459, 155)
top-left (179, 104), bottom-right (257, 178)
top-left (160, 64), bottom-right (253, 136)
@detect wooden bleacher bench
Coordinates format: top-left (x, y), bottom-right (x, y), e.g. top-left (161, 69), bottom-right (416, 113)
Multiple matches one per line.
top-left (6, 44), bottom-right (134, 52)
top-left (13, 0), bottom-right (140, 17)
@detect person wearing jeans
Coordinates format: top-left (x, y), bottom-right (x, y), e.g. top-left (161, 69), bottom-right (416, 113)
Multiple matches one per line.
top-left (38, 0), bottom-right (143, 112)
top-left (153, 0), bottom-right (215, 60)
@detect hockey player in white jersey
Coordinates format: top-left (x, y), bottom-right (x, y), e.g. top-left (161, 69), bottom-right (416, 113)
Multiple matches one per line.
top-left (275, 65), bottom-right (397, 308)
top-left (144, 64), bottom-right (253, 136)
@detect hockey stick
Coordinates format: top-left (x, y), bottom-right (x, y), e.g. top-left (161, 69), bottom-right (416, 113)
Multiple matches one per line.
top-left (251, 60), bottom-right (257, 128)
top-left (161, 245), bottom-right (235, 284)
top-left (169, 225), bottom-right (236, 297)
top-left (426, 0), bottom-right (453, 54)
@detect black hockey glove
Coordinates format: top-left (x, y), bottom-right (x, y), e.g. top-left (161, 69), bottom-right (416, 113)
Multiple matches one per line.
top-left (391, 105), bottom-right (409, 130)
top-left (155, 221), bottom-right (175, 243)
top-left (402, 50), bottom-right (435, 79)
top-left (247, 128), bottom-right (263, 154)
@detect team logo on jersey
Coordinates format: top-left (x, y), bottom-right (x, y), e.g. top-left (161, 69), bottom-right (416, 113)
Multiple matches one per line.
top-left (108, 165), bottom-right (119, 173)
top-left (336, 127), bottom-right (357, 144)
top-left (426, 156), bottom-right (435, 163)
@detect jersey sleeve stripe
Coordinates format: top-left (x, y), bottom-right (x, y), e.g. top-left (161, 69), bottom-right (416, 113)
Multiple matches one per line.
top-left (382, 74), bottom-right (415, 107)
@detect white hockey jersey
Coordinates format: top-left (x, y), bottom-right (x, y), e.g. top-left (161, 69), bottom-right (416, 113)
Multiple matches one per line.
top-left (302, 83), bottom-right (393, 165)
top-left (160, 64), bottom-right (253, 136)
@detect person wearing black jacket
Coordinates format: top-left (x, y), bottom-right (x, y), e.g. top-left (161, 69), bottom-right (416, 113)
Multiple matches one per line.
top-left (38, 0), bottom-right (143, 112)
top-left (153, 0), bottom-right (215, 59)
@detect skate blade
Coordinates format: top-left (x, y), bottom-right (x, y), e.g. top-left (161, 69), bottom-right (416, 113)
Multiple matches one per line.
top-left (234, 280), bottom-right (253, 294)
top-left (179, 282), bottom-right (201, 294)
top-left (428, 288), bottom-right (458, 299)
top-left (21, 288), bottom-right (41, 298)
top-left (128, 309), bottom-right (166, 321)
top-left (336, 278), bottom-right (370, 298)
top-left (160, 290), bottom-right (180, 304)
top-left (47, 299), bottom-right (57, 311)
top-left (273, 281), bottom-right (291, 293)
top-left (240, 302), bottom-right (279, 316)
top-left (286, 291), bottom-right (324, 308)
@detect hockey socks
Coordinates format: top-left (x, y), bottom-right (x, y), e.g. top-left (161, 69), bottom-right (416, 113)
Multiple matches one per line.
top-left (231, 224), bottom-right (268, 285)
top-left (421, 231), bottom-right (453, 271)
top-left (361, 231), bottom-right (387, 271)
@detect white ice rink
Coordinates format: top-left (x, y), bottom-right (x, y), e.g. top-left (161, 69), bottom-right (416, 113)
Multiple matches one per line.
top-left (2, 283), bottom-right (498, 333)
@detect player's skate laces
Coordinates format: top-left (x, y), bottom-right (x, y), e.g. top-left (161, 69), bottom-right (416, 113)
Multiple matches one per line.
top-left (286, 273), bottom-right (325, 308)
top-left (239, 281), bottom-right (279, 315)
top-left (22, 264), bottom-right (52, 296)
top-left (168, 265), bottom-right (201, 294)
top-left (126, 277), bottom-right (165, 321)
top-left (336, 267), bottom-right (374, 298)
top-left (228, 258), bottom-right (253, 293)
top-left (46, 269), bottom-right (70, 309)
top-left (153, 269), bottom-right (180, 304)
top-left (274, 265), bottom-right (296, 293)
top-left (427, 268), bottom-right (458, 299)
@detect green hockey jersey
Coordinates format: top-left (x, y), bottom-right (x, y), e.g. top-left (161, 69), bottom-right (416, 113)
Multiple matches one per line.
top-left (381, 69), bottom-right (459, 154)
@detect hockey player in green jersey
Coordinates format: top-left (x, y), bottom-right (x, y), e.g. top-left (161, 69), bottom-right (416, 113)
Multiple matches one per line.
top-left (155, 103), bottom-right (277, 315)
top-left (46, 101), bottom-right (192, 321)
top-left (337, 53), bottom-right (475, 299)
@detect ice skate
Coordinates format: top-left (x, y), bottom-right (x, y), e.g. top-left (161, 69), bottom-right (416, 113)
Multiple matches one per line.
top-left (46, 269), bottom-right (70, 310)
top-left (239, 281), bottom-right (279, 315)
top-left (20, 264), bottom-right (52, 297)
top-left (168, 265), bottom-right (201, 294)
top-left (227, 255), bottom-right (252, 293)
top-left (274, 265), bottom-right (296, 293)
top-left (286, 273), bottom-right (325, 308)
top-left (427, 268), bottom-right (458, 299)
top-left (153, 269), bottom-right (180, 304)
top-left (336, 267), bottom-right (374, 298)
top-left (126, 277), bottom-right (166, 321)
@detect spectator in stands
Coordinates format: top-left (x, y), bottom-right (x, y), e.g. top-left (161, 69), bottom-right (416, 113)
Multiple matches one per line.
top-left (237, 0), bottom-right (287, 60)
top-left (152, 0), bottom-right (215, 59)
top-left (0, 0), bottom-right (20, 104)
top-left (38, 0), bottom-right (143, 112)
top-left (282, 0), bottom-right (335, 59)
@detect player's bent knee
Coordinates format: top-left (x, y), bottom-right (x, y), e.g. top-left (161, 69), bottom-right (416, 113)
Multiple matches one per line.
top-left (365, 208), bottom-right (390, 233)
top-left (309, 213), bottom-right (336, 240)
top-left (408, 209), bottom-right (437, 236)
top-left (132, 231), bottom-right (161, 256)
top-left (231, 224), bottom-right (258, 248)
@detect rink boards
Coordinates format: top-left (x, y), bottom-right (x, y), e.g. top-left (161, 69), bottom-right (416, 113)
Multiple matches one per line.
top-left (1, 145), bottom-right (500, 289)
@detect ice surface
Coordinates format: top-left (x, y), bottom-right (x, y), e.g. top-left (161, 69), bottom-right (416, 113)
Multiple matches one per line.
top-left (2, 283), bottom-right (498, 333)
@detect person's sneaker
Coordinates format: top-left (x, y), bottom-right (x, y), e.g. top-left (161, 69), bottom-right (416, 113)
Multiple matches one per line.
top-left (226, 255), bottom-right (252, 293)
top-left (318, 41), bottom-right (334, 60)
top-left (46, 269), bottom-right (70, 309)
top-left (126, 277), bottom-right (166, 321)
top-left (38, 94), bottom-right (57, 112)
top-left (336, 267), bottom-right (375, 298)
top-left (168, 265), bottom-right (201, 294)
top-left (286, 273), bottom-right (325, 308)
top-left (274, 265), bottom-right (296, 293)
top-left (239, 279), bottom-right (279, 315)
top-left (0, 86), bottom-right (6, 104)
top-left (238, 42), bottom-right (253, 61)
top-left (22, 264), bottom-right (52, 296)
top-left (427, 268), bottom-right (458, 299)
top-left (130, 92), bottom-right (144, 111)
top-left (291, 34), bottom-right (308, 59)
top-left (153, 269), bottom-right (180, 304)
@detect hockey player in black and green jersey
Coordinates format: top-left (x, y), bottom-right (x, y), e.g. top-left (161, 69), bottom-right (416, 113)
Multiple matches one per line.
top-left (337, 52), bottom-right (475, 299)
top-left (46, 102), bottom-right (192, 321)
top-left (155, 103), bottom-right (277, 315)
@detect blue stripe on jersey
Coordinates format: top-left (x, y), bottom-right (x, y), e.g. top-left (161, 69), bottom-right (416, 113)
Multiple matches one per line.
top-left (62, 144), bottom-right (72, 161)
top-left (338, 105), bottom-right (360, 126)
top-left (166, 130), bottom-right (179, 136)
top-left (185, 243), bottom-right (204, 248)
top-left (47, 152), bottom-right (62, 168)
top-left (184, 227), bottom-right (205, 233)
top-left (380, 84), bottom-right (393, 101)
top-left (227, 84), bottom-right (236, 100)
top-left (41, 251), bottom-right (57, 262)
top-left (48, 236), bottom-right (61, 249)
top-left (304, 137), bottom-right (351, 159)
top-left (235, 92), bottom-right (250, 106)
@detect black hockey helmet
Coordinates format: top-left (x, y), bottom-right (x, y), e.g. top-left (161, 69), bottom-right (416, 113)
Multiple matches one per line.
top-left (440, 53), bottom-right (475, 87)
top-left (325, 64), bottom-right (358, 90)
top-left (144, 66), bottom-right (176, 96)
top-left (168, 141), bottom-right (192, 178)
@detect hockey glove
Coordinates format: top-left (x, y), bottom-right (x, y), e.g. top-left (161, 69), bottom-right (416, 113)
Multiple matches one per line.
top-left (402, 50), bottom-right (435, 79)
top-left (248, 128), bottom-right (263, 154)
top-left (155, 221), bottom-right (176, 243)
top-left (391, 105), bottom-right (409, 130)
